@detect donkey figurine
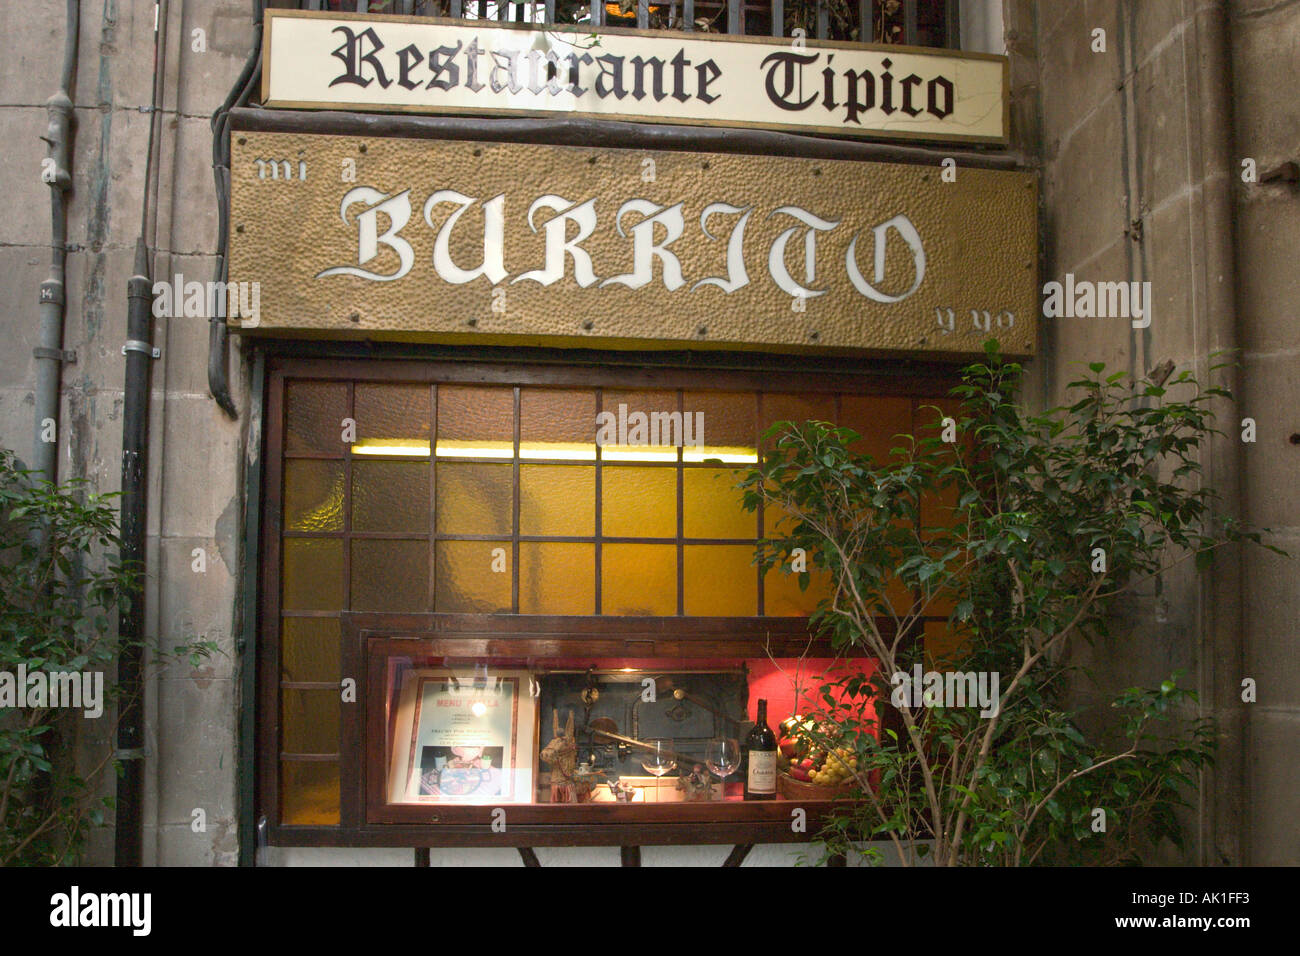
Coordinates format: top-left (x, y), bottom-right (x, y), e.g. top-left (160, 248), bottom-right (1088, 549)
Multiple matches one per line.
top-left (540, 709), bottom-right (577, 803)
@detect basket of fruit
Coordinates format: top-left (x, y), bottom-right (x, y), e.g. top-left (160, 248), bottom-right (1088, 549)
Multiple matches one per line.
top-left (776, 716), bottom-right (860, 800)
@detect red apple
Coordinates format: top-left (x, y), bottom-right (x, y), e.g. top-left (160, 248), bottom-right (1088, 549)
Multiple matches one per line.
top-left (789, 767), bottom-right (810, 781)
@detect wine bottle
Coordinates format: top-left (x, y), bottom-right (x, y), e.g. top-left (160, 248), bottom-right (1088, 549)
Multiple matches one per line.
top-left (744, 698), bottom-right (777, 800)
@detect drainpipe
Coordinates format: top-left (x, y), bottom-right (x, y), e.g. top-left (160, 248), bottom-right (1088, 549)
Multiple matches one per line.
top-left (115, 0), bottom-right (168, 869)
top-left (208, 0), bottom-right (265, 420)
top-left (33, 0), bottom-right (80, 484)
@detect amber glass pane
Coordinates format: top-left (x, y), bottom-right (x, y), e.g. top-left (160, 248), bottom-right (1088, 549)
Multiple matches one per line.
top-left (519, 543), bottom-right (595, 614)
top-left (282, 689), bottom-right (341, 753)
top-left (520, 388), bottom-right (595, 459)
top-left (760, 393), bottom-right (836, 449)
top-left (683, 546), bottom-right (757, 615)
top-left (281, 617), bottom-right (341, 684)
top-left (924, 620), bottom-right (972, 670)
top-left (436, 541), bottom-right (512, 612)
top-left (354, 383), bottom-right (430, 442)
top-left (283, 459), bottom-right (344, 532)
top-left (602, 467), bottom-right (676, 538)
top-left (351, 540), bottom-right (429, 611)
top-left (682, 391), bottom-right (757, 462)
top-left (520, 466), bottom-right (595, 536)
top-left (683, 469), bottom-right (753, 539)
top-left (763, 498), bottom-right (809, 537)
top-left (764, 563), bottom-right (834, 616)
top-left (352, 460), bottom-right (430, 533)
top-left (435, 463), bottom-right (512, 535)
top-left (285, 382), bottom-right (348, 456)
top-left (599, 389), bottom-right (680, 461)
top-left (437, 385), bottom-right (514, 458)
top-left (281, 761), bottom-right (340, 825)
top-left (602, 544), bottom-right (676, 615)
top-left (281, 539), bottom-right (344, 611)
top-left (839, 395), bottom-right (913, 462)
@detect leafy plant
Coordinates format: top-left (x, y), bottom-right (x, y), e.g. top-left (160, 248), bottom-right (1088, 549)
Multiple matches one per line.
top-left (740, 343), bottom-right (1280, 866)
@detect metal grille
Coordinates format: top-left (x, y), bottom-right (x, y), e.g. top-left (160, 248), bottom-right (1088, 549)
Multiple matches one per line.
top-left (294, 0), bottom-right (960, 47)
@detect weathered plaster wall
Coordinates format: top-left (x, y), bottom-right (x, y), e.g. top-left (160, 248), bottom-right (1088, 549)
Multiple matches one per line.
top-left (0, 0), bottom-right (253, 865)
top-left (1017, 0), bottom-right (1298, 864)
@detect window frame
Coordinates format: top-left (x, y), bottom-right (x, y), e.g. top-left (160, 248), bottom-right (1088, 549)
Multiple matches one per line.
top-left (258, 352), bottom-right (960, 848)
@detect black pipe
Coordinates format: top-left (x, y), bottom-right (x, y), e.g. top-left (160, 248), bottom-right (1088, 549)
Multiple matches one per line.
top-left (115, 0), bottom-right (168, 867)
top-left (114, 239), bottom-right (154, 868)
top-left (208, 0), bottom-right (265, 420)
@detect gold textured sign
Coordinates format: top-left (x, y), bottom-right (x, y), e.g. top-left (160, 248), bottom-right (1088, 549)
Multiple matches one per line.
top-left (263, 10), bottom-right (1009, 145)
top-left (228, 131), bottom-right (1037, 356)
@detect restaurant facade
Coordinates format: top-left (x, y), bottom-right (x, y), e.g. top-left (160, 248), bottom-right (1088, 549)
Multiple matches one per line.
top-left (2, 0), bottom-right (1296, 866)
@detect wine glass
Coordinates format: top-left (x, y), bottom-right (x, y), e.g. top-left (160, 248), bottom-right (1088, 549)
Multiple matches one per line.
top-left (705, 737), bottom-right (740, 800)
top-left (640, 738), bottom-right (677, 802)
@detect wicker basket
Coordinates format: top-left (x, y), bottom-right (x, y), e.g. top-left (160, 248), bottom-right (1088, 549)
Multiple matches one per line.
top-left (776, 771), bottom-right (856, 801)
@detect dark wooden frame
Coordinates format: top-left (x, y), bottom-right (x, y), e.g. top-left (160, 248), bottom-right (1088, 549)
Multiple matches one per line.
top-left (258, 350), bottom-right (958, 849)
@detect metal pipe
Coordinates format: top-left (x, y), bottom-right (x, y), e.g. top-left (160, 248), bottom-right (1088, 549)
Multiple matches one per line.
top-left (33, 0), bottom-right (79, 485)
top-left (208, 0), bottom-right (266, 420)
top-left (115, 0), bottom-right (169, 868)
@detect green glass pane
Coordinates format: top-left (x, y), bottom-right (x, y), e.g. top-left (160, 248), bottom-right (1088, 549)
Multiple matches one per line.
top-left (436, 540), bottom-right (512, 612)
top-left (281, 539), bottom-right (344, 611)
top-left (352, 460), bottom-right (430, 533)
top-left (282, 689), bottom-right (341, 754)
top-left (281, 761), bottom-right (340, 826)
top-left (435, 463), bottom-right (513, 535)
top-left (602, 467), bottom-right (676, 538)
top-left (351, 539), bottom-right (429, 611)
top-left (281, 617), bottom-right (342, 683)
top-left (684, 545), bottom-right (757, 616)
top-left (520, 465), bottom-right (594, 536)
top-left (284, 459), bottom-right (344, 533)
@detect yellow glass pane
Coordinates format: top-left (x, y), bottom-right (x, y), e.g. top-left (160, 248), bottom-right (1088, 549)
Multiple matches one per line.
top-left (599, 389), bottom-right (681, 461)
top-left (352, 460), bottom-right (430, 533)
top-left (682, 391), bottom-right (757, 463)
top-left (764, 563), bottom-right (834, 617)
top-left (281, 539), bottom-right (344, 611)
top-left (601, 467), bottom-right (676, 538)
top-left (282, 617), bottom-right (341, 684)
top-left (683, 468), bottom-right (754, 539)
top-left (602, 544), bottom-right (676, 615)
top-left (435, 463), bottom-right (512, 535)
top-left (684, 545), bottom-right (757, 616)
top-left (281, 761), bottom-right (340, 826)
top-left (284, 460), bottom-right (344, 533)
top-left (437, 385), bottom-right (514, 457)
top-left (281, 689), bottom-right (340, 753)
top-left (354, 384), bottom-right (430, 443)
top-left (436, 540), bottom-right (512, 612)
top-left (285, 381), bottom-right (348, 456)
top-left (519, 543), bottom-right (595, 614)
top-left (520, 466), bottom-right (595, 536)
top-left (520, 388), bottom-right (595, 459)
top-left (351, 540), bottom-right (429, 611)
top-left (840, 395), bottom-right (913, 462)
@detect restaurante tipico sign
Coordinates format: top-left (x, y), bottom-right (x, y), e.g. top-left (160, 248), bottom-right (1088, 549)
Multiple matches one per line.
top-left (227, 132), bottom-right (1036, 355)
top-left (262, 10), bottom-right (1009, 144)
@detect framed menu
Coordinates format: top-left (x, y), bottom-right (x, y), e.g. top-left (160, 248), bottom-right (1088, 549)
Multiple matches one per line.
top-left (387, 669), bottom-right (538, 805)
